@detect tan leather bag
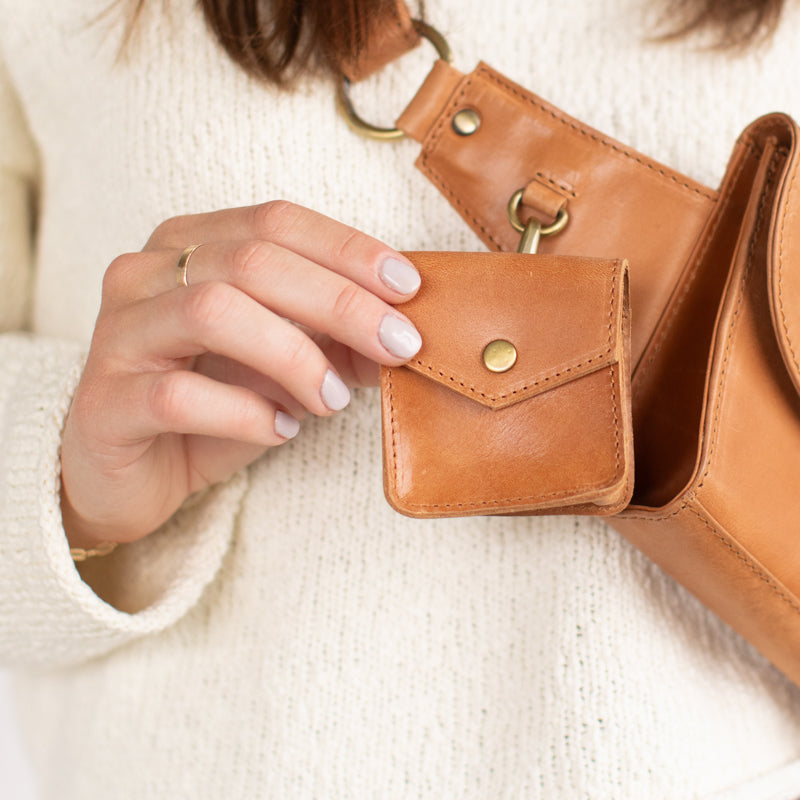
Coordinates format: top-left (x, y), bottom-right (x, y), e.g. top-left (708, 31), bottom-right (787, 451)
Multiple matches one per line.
top-left (382, 252), bottom-right (633, 517)
top-left (341, 21), bottom-right (800, 687)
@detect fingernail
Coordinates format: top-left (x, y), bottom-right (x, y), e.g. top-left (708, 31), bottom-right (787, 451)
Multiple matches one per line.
top-left (274, 410), bottom-right (301, 440)
top-left (321, 369), bottom-right (351, 411)
top-left (379, 315), bottom-right (422, 359)
top-left (379, 257), bottom-right (421, 295)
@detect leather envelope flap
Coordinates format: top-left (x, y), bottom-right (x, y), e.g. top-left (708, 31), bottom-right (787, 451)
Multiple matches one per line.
top-left (398, 252), bottom-right (627, 410)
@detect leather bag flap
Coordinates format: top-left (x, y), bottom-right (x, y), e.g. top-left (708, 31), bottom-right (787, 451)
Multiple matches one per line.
top-left (763, 114), bottom-right (800, 398)
top-left (398, 252), bottom-right (627, 409)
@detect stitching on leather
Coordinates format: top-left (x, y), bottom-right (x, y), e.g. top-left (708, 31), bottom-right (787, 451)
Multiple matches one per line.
top-left (419, 74), bottom-right (505, 251)
top-left (389, 378), bottom-right (625, 509)
top-left (633, 141), bottom-right (759, 388)
top-left (476, 67), bottom-right (717, 201)
top-left (418, 69), bottom-right (716, 251)
top-left (392, 458), bottom-right (623, 508)
top-left (621, 509), bottom-right (684, 521)
top-left (627, 141), bottom-right (781, 524)
top-left (604, 267), bottom-right (622, 478)
top-left (609, 361), bottom-right (621, 476)
top-left (621, 502), bottom-right (800, 615)
top-left (385, 267), bottom-right (626, 510)
top-left (409, 348), bottom-right (612, 401)
top-left (623, 148), bottom-right (800, 615)
top-left (777, 140), bottom-right (800, 375)
top-left (387, 368), bottom-right (400, 494)
top-left (533, 172), bottom-right (577, 198)
top-left (409, 264), bottom-right (620, 403)
top-left (684, 507), bottom-right (800, 614)
top-left (697, 146), bottom-right (784, 490)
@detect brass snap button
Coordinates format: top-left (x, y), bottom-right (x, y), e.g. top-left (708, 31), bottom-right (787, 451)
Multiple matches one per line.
top-left (452, 108), bottom-right (481, 136)
top-left (483, 340), bottom-right (517, 373)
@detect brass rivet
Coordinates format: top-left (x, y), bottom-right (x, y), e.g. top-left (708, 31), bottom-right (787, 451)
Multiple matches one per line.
top-left (483, 340), bottom-right (517, 373)
top-left (452, 108), bottom-right (481, 136)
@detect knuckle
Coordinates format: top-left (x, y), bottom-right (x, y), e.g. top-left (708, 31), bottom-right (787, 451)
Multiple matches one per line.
top-left (277, 327), bottom-right (317, 372)
top-left (71, 374), bottom-right (105, 425)
top-left (229, 240), bottom-right (276, 285)
top-left (148, 215), bottom-right (182, 247)
top-left (334, 228), bottom-right (362, 262)
top-left (330, 282), bottom-right (365, 325)
top-left (88, 305), bottom-right (128, 362)
top-left (183, 281), bottom-right (237, 335)
top-left (253, 199), bottom-right (302, 240)
top-left (231, 393), bottom-right (263, 431)
top-left (147, 372), bottom-right (189, 425)
top-left (102, 253), bottom-right (139, 299)
top-left (89, 312), bottom-right (116, 352)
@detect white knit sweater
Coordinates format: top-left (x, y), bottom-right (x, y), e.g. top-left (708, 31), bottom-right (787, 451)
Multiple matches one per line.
top-left (2, 0), bottom-right (800, 797)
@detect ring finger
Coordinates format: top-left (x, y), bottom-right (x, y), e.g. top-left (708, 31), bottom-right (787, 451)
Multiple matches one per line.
top-left (105, 241), bottom-right (423, 366)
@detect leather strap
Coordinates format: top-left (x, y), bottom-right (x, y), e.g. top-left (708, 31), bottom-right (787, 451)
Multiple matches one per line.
top-left (339, 0), bottom-right (421, 83)
top-left (396, 60), bottom-right (717, 369)
top-left (396, 59), bottom-right (463, 139)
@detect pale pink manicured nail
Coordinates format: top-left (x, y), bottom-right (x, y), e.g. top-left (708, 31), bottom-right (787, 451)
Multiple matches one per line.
top-left (274, 410), bottom-right (300, 439)
top-left (379, 315), bottom-right (422, 359)
top-left (321, 369), bottom-right (351, 411)
top-left (379, 257), bottom-right (421, 295)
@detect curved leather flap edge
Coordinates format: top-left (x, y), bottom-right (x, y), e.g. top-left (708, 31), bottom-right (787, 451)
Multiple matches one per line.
top-left (404, 345), bottom-right (621, 410)
top-left (397, 253), bottom-right (629, 410)
top-left (764, 112), bottom-right (800, 398)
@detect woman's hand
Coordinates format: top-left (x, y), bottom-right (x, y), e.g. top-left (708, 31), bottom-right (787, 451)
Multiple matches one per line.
top-left (60, 201), bottom-right (422, 549)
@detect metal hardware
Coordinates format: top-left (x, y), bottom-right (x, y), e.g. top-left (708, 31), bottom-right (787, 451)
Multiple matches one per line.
top-left (335, 20), bottom-right (455, 141)
top-left (507, 188), bottom-right (569, 253)
top-left (70, 541), bottom-right (118, 562)
top-left (483, 340), bottom-right (517, 373)
top-left (452, 108), bottom-right (481, 136)
top-left (517, 219), bottom-right (542, 254)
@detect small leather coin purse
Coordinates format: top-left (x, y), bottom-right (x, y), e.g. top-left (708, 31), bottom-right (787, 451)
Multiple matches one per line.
top-left (381, 251), bottom-right (633, 518)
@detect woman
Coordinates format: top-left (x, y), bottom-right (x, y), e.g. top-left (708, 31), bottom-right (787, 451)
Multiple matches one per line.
top-left (1, 0), bottom-right (800, 796)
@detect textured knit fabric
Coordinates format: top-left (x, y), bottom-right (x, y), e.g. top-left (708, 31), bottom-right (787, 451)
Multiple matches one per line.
top-left (2, 0), bottom-right (800, 797)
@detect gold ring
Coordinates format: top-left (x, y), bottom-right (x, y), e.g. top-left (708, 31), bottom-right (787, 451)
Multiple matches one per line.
top-left (177, 244), bottom-right (202, 288)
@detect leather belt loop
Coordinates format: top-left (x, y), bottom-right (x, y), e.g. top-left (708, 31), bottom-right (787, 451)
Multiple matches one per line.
top-left (339, 0), bottom-right (422, 83)
top-left (521, 176), bottom-right (574, 225)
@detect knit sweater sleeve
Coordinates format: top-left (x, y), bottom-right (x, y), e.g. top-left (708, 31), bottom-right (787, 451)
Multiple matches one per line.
top-left (0, 54), bottom-right (248, 669)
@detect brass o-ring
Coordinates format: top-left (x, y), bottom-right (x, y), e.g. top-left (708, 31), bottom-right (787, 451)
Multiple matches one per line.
top-left (506, 188), bottom-right (570, 236)
top-left (335, 20), bottom-right (454, 141)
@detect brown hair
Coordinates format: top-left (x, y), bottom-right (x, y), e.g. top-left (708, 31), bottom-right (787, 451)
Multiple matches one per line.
top-left (660, 0), bottom-right (785, 48)
top-left (125, 0), bottom-right (785, 85)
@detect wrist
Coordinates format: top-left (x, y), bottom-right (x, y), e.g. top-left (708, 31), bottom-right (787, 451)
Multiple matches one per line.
top-left (60, 480), bottom-right (115, 552)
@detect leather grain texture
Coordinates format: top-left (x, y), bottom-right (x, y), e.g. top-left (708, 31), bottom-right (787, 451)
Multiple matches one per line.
top-left (614, 117), bottom-right (800, 687)
top-left (389, 53), bottom-right (800, 686)
top-left (397, 60), bottom-right (717, 369)
top-left (381, 252), bottom-right (633, 518)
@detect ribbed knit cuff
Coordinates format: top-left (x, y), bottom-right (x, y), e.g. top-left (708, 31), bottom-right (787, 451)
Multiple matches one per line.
top-left (0, 334), bottom-right (247, 668)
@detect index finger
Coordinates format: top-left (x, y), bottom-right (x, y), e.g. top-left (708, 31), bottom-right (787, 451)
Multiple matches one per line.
top-left (144, 200), bottom-right (421, 302)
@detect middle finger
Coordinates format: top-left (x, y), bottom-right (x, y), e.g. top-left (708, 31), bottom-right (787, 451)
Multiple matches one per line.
top-left (112, 241), bottom-right (423, 365)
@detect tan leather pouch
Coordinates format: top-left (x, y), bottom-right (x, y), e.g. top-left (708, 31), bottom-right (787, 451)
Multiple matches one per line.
top-left (381, 251), bottom-right (633, 518)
